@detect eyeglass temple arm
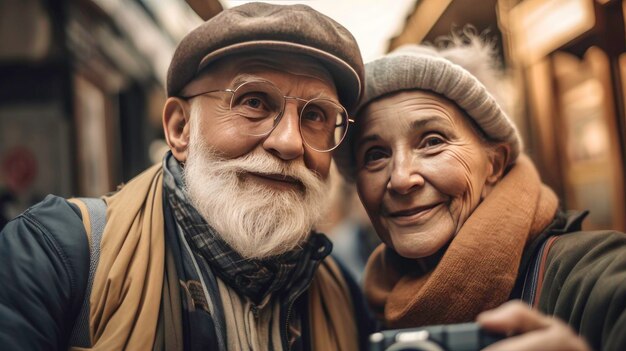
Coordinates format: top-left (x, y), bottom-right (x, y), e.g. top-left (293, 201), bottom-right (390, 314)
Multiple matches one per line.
top-left (179, 89), bottom-right (234, 100)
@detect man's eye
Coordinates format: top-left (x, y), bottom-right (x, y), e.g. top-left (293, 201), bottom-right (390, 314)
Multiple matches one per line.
top-left (242, 97), bottom-right (264, 109)
top-left (302, 108), bottom-right (326, 123)
top-left (232, 93), bottom-right (274, 119)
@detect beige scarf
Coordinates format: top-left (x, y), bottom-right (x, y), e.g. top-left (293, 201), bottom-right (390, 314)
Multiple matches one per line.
top-left (309, 259), bottom-right (358, 351)
top-left (363, 154), bottom-right (559, 328)
top-left (69, 164), bottom-right (357, 350)
top-left (69, 163), bottom-right (165, 350)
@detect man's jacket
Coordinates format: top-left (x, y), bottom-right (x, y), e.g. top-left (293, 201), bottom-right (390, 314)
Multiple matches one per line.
top-left (0, 193), bottom-right (374, 351)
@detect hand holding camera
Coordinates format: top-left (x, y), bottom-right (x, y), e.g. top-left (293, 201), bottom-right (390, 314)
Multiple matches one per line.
top-left (476, 301), bottom-right (591, 351)
top-left (370, 301), bottom-right (592, 351)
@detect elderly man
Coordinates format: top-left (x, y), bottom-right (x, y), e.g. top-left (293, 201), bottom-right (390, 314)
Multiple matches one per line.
top-left (0, 3), bottom-right (372, 350)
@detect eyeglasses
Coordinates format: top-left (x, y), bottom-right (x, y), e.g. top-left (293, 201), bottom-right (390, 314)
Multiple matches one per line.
top-left (180, 80), bottom-right (354, 152)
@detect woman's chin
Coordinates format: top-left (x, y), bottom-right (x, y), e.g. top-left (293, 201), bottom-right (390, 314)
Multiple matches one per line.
top-left (388, 228), bottom-right (453, 259)
top-left (391, 240), bottom-right (443, 259)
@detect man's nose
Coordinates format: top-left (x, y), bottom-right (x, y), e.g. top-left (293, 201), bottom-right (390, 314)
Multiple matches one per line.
top-left (261, 102), bottom-right (304, 160)
top-left (387, 152), bottom-right (425, 195)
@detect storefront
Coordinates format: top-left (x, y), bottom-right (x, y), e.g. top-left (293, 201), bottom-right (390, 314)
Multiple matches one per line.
top-left (500, 0), bottom-right (625, 231)
top-left (0, 0), bottom-right (221, 223)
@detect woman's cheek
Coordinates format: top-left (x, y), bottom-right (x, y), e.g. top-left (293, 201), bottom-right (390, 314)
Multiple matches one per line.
top-left (356, 172), bottom-right (378, 211)
top-left (356, 171), bottom-right (390, 240)
top-left (420, 155), bottom-right (469, 197)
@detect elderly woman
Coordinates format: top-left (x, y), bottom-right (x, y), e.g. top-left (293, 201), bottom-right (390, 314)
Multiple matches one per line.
top-left (336, 38), bottom-right (626, 351)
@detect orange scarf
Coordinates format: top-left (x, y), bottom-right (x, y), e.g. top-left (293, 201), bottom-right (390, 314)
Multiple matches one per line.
top-left (363, 155), bottom-right (559, 328)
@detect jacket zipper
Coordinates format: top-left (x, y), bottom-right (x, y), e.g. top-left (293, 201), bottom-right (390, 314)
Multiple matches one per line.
top-left (285, 298), bottom-right (297, 351)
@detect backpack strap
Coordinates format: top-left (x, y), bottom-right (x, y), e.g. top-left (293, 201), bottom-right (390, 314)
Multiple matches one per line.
top-left (66, 197), bottom-right (107, 348)
top-left (520, 236), bottom-right (560, 307)
top-left (520, 210), bottom-right (589, 307)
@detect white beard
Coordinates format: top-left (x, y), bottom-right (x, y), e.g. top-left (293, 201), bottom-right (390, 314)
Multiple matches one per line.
top-left (182, 106), bottom-right (330, 259)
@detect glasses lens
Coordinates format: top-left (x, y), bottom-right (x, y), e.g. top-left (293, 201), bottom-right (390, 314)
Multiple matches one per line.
top-left (300, 99), bottom-right (349, 152)
top-left (231, 81), bottom-right (284, 136)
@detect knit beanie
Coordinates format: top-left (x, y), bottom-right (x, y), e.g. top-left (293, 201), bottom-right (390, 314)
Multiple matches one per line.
top-left (335, 38), bottom-right (522, 181)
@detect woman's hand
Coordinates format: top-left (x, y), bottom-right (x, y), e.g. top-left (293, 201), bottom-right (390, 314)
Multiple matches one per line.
top-left (477, 300), bottom-right (592, 351)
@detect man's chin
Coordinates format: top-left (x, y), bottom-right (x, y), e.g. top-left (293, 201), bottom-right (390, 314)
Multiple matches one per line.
top-left (189, 179), bottom-right (317, 259)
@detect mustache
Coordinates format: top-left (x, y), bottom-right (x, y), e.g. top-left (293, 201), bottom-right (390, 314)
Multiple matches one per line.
top-left (202, 149), bottom-right (322, 188)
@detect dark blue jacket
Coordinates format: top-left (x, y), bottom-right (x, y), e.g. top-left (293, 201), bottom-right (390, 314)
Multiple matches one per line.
top-left (0, 196), bottom-right (89, 350)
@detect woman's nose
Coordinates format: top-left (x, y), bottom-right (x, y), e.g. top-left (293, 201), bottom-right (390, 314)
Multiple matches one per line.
top-left (387, 153), bottom-right (425, 195)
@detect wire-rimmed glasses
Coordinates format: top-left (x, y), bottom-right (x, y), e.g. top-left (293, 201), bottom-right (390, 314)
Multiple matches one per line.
top-left (180, 79), bottom-right (353, 152)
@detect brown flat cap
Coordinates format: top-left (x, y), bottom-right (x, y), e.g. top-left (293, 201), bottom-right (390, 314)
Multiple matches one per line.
top-left (167, 2), bottom-right (364, 112)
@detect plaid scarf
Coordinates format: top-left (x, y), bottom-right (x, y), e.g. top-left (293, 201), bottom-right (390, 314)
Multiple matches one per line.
top-left (162, 153), bottom-right (327, 304)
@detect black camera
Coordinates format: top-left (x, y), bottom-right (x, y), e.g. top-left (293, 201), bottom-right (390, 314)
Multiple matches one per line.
top-left (369, 322), bottom-right (505, 351)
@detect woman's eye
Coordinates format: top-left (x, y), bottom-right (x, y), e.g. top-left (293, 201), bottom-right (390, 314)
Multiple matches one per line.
top-left (363, 148), bottom-right (388, 165)
top-left (422, 135), bottom-right (444, 148)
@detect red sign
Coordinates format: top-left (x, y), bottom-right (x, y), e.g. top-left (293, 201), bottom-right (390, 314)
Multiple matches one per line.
top-left (2, 147), bottom-right (38, 194)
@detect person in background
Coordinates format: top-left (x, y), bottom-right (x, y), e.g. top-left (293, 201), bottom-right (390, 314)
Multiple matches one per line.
top-left (336, 32), bottom-right (626, 351)
top-left (317, 165), bottom-right (380, 283)
top-left (0, 3), bottom-right (374, 350)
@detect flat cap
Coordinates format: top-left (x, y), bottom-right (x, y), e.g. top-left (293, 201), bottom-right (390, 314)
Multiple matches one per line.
top-left (167, 2), bottom-right (364, 112)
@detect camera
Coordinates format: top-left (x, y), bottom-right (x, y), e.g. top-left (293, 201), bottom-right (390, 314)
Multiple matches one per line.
top-left (369, 322), bottom-right (505, 351)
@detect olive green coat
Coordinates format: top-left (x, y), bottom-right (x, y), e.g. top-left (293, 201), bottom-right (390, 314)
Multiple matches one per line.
top-left (537, 222), bottom-right (626, 351)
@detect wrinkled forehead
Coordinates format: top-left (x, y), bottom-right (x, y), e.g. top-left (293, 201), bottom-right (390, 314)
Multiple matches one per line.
top-left (356, 90), bottom-right (450, 131)
top-left (356, 89), bottom-right (488, 142)
top-left (180, 51), bottom-right (336, 96)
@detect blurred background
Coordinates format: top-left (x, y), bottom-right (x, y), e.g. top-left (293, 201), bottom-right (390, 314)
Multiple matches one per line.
top-left (1, 0), bottom-right (625, 274)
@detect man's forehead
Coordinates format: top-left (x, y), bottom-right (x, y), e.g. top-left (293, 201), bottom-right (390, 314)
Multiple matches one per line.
top-left (181, 52), bottom-right (336, 94)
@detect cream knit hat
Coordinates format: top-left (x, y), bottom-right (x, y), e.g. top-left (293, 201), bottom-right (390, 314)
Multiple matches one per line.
top-left (335, 38), bottom-right (522, 181)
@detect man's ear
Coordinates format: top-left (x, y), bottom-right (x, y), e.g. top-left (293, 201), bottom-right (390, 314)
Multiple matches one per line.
top-left (163, 97), bottom-right (191, 163)
top-left (481, 144), bottom-right (510, 199)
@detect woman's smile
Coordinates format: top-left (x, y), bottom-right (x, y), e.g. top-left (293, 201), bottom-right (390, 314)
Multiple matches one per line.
top-left (385, 202), bottom-right (443, 226)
